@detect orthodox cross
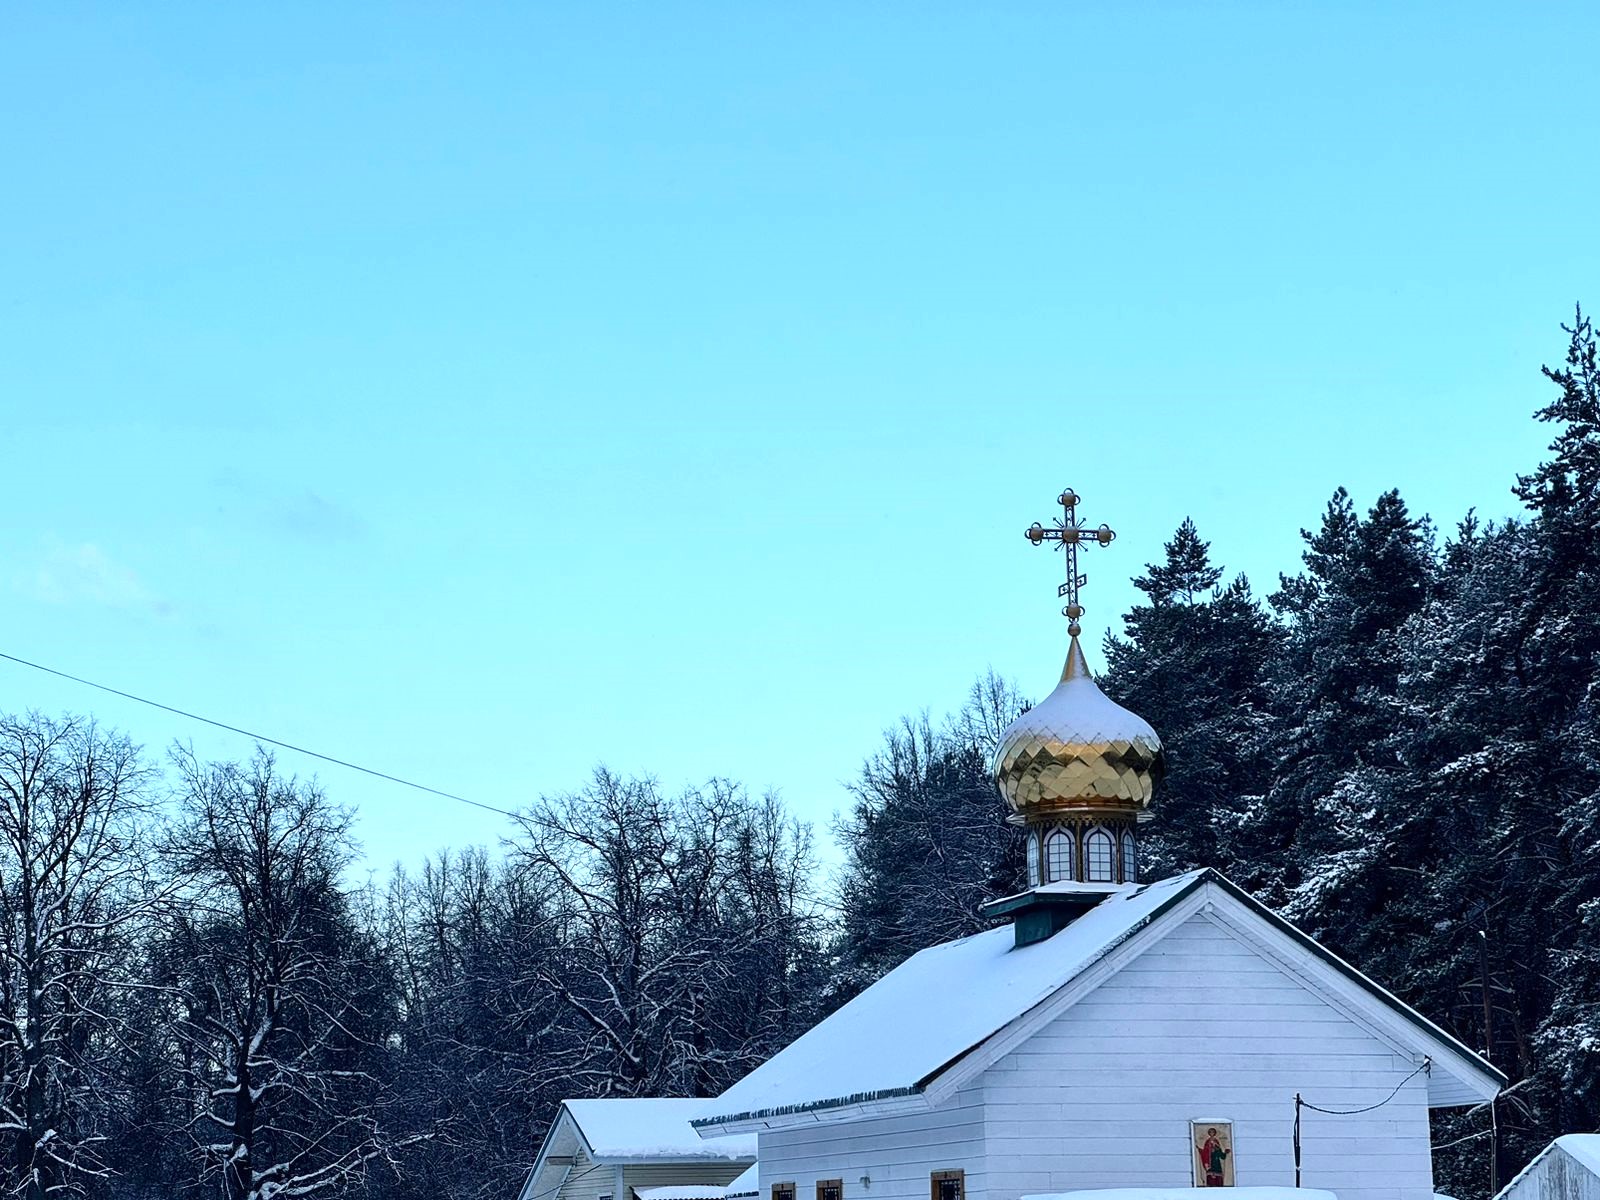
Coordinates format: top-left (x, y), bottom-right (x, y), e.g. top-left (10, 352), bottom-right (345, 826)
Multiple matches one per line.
top-left (1025, 488), bottom-right (1115, 638)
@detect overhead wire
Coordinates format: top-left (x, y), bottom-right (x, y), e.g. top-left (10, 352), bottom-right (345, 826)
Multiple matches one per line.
top-left (0, 650), bottom-right (520, 819)
top-left (1294, 1058), bottom-right (1431, 1186)
top-left (0, 649), bottom-right (857, 919)
top-left (1299, 1058), bottom-right (1431, 1116)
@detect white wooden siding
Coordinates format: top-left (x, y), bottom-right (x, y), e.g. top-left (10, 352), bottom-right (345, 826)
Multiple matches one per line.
top-left (979, 912), bottom-right (1434, 1200)
top-left (758, 1084), bottom-right (988, 1200)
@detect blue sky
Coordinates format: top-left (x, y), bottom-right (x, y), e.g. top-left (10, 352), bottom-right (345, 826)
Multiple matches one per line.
top-left (2, 3), bottom-right (1595, 874)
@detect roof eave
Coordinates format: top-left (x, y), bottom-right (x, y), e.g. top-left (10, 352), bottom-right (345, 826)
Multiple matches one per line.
top-left (693, 1088), bottom-right (929, 1135)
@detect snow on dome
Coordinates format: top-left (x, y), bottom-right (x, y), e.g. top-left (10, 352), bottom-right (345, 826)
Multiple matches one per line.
top-left (562, 1098), bottom-right (755, 1160)
top-left (993, 635), bottom-right (1162, 818)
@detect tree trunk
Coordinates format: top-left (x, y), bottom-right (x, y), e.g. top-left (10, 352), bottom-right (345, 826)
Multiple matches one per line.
top-left (226, 1047), bottom-right (255, 1200)
top-left (20, 854), bottom-right (48, 1200)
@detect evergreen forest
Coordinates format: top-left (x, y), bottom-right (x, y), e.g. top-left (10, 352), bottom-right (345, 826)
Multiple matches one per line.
top-left (1, 312), bottom-right (1595, 1200)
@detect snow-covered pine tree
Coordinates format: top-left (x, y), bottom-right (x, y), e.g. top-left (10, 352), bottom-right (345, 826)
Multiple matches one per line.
top-left (1101, 518), bottom-right (1278, 878)
top-left (1249, 487), bottom-right (1435, 920)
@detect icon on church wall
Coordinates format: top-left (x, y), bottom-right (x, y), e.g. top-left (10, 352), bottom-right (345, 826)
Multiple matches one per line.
top-left (1190, 1120), bottom-right (1235, 1187)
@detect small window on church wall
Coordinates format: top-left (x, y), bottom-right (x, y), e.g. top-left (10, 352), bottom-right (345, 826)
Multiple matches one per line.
top-left (1045, 829), bottom-right (1073, 882)
top-left (817, 1180), bottom-right (843, 1200)
top-left (1086, 829), bottom-right (1114, 882)
top-left (931, 1170), bottom-right (965, 1200)
top-left (1122, 832), bottom-right (1138, 882)
top-left (772, 1185), bottom-right (796, 1200)
top-left (1026, 832), bottom-right (1041, 886)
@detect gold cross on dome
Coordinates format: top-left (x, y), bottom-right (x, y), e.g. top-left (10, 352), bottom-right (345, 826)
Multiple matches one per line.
top-left (1025, 488), bottom-right (1116, 637)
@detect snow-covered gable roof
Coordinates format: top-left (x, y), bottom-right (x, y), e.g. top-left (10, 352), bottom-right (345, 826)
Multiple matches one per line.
top-left (564, 1099), bottom-right (755, 1161)
top-left (1494, 1133), bottom-right (1600, 1199)
top-left (697, 873), bottom-right (1195, 1128)
top-left (695, 869), bottom-right (1502, 1133)
top-left (1556, 1136), bottom-right (1600, 1176)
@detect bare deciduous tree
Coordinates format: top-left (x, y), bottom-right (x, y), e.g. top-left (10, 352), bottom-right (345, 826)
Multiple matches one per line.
top-left (162, 749), bottom-right (417, 1200)
top-left (0, 713), bottom-right (156, 1200)
top-left (509, 770), bottom-right (822, 1099)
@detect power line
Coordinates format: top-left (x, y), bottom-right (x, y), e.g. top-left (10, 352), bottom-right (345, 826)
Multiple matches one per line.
top-left (1295, 1059), bottom-right (1430, 1187)
top-left (1299, 1058), bottom-right (1430, 1116)
top-left (0, 650), bottom-right (520, 819)
top-left (1433, 1128), bottom-right (1491, 1153)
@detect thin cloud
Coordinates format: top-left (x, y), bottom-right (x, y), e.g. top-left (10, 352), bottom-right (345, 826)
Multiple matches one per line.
top-left (277, 490), bottom-right (369, 543)
top-left (210, 472), bottom-right (370, 544)
top-left (19, 542), bottom-right (174, 618)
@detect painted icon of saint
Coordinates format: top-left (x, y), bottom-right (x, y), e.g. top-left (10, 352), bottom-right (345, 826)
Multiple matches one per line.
top-left (1196, 1127), bottom-right (1230, 1187)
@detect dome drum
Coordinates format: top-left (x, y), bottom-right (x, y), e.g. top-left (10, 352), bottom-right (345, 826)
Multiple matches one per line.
top-left (1023, 818), bottom-right (1141, 887)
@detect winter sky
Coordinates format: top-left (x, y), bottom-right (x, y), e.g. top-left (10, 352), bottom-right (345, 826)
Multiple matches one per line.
top-left (2, 3), bottom-right (1597, 874)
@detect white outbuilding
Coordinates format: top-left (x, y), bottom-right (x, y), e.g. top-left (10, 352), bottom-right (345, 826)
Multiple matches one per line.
top-left (1494, 1135), bottom-right (1600, 1200)
top-left (519, 1099), bottom-right (756, 1200)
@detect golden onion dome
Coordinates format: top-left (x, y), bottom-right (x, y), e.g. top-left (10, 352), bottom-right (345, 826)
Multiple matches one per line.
top-left (994, 635), bottom-right (1163, 820)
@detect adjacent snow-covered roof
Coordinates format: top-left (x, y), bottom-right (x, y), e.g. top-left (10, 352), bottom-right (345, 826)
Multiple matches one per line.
top-left (1495, 1134), bottom-right (1600, 1199)
top-left (696, 869), bottom-right (1502, 1132)
top-left (635, 1188), bottom-right (735, 1200)
top-left (1025, 1190), bottom-right (1336, 1200)
top-left (1557, 1136), bottom-right (1600, 1176)
top-left (698, 873), bottom-right (1195, 1126)
top-left (564, 1099), bottom-right (755, 1161)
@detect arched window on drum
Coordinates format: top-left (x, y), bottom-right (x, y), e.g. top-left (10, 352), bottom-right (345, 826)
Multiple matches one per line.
top-left (1085, 828), bottom-right (1115, 883)
top-left (1045, 828), bottom-right (1075, 883)
top-left (1026, 831), bottom-right (1041, 887)
top-left (1121, 831), bottom-right (1138, 883)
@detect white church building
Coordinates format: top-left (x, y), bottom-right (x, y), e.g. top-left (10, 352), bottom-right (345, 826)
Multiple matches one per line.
top-left (524, 489), bottom-right (1503, 1200)
top-left (689, 490), bottom-right (1504, 1200)
top-left (692, 867), bottom-right (1498, 1200)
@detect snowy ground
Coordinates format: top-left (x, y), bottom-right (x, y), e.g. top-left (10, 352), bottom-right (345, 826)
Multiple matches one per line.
top-left (1024, 1189), bottom-right (1339, 1200)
